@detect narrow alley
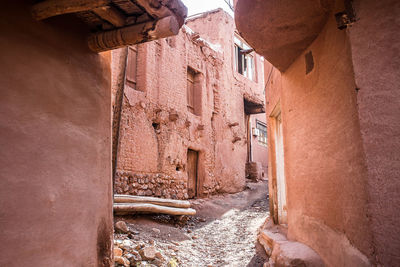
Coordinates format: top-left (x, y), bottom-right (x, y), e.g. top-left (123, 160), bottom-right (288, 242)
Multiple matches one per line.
top-left (114, 181), bottom-right (268, 267)
top-left (1, 1), bottom-right (399, 267)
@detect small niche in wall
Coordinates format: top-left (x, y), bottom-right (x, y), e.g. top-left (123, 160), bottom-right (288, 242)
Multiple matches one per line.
top-left (305, 51), bottom-right (314, 74)
top-left (176, 166), bottom-right (183, 171)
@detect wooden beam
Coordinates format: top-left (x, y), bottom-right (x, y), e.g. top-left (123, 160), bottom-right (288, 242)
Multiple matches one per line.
top-left (114, 194), bottom-right (191, 208)
top-left (133, 0), bottom-right (187, 27)
top-left (88, 15), bottom-right (179, 52)
top-left (114, 203), bottom-right (196, 216)
top-left (32, 0), bottom-right (111, 21)
top-left (133, 0), bottom-right (172, 20)
top-left (92, 5), bottom-right (126, 27)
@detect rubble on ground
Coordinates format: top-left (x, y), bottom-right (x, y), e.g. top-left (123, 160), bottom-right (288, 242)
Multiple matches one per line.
top-left (114, 181), bottom-right (269, 266)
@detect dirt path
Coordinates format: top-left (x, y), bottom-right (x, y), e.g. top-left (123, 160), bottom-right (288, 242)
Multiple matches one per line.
top-left (114, 181), bottom-right (269, 267)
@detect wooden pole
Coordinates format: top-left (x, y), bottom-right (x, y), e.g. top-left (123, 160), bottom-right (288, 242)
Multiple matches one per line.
top-left (114, 194), bottom-right (191, 208)
top-left (32, 0), bottom-right (110, 20)
top-left (88, 15), bottom-right (179, 52)
top-left (114, 203), bottom-right (196, 216)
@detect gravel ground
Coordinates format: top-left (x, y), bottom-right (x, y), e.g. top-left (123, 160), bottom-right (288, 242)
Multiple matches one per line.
top-left (115, 180), bottom-right (269, 267)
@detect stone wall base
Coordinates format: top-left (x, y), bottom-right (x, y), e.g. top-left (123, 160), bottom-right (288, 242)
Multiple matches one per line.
top-left (114, 171), bottom-right (189, 200)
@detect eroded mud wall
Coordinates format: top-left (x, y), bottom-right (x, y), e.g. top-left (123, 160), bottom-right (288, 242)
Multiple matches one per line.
top-left (114, 10), bottom-right (266, 198)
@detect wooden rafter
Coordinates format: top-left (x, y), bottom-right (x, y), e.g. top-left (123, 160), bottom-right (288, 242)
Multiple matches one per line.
top-left (92, 5), bottom-right (126, 27)
top-left (31, 0), bottom-right (187, 52)
top-left (32, 0), bottom-right (111, 20)
top-left (133, 0), bottom-right (172, 19)
top-left (88, 15), bottom-right (179, 52)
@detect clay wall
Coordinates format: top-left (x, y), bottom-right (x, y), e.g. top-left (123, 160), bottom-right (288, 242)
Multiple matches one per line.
top-left (114, 9), bottom-right (266, 198)
top-left (348, 0), bottom-right (400, 265)
top-left (265, 3), bottom-right (374, 266)
top-left (0, 2), bottom-right (112, 266)
top-left (187, 9), bottom-right (266, 189)
top-left (235, 0), bottom-right (399, 265)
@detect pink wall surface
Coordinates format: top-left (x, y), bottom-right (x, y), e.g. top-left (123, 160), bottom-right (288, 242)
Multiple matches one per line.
top-left (237, 0), bottom-right (400, 265)
top-left (0, 2), bottom-right (113, 266)
top-left (348, 0), bottom-right (400, 265)
top-left (235, 0), bottom-right (397, 265)
top-left (281, 13), bottom-right (372, 265)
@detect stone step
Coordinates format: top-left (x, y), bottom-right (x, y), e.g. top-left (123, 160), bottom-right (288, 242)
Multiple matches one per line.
top-left (259, 229), bottom-right (325, 267)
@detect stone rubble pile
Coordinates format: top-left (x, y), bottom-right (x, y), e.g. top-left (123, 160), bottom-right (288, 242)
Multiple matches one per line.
top-left (113, 221), bottom-right (180, 267)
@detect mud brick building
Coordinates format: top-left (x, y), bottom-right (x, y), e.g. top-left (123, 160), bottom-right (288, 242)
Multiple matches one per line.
top-left (112, 9), bottom-right (268, 199)
top-left (235, 0), bottom-right (400, 265)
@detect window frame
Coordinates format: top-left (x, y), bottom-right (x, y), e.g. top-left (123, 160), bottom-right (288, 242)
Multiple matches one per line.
top-left (256, 119), bottom-right (268, 146)
top-left (187, 68), bottom-right (195, 114)
top-left (126, 46), bottom-right (140, 91)
top-left (233, 35), bottom-right (256, 81)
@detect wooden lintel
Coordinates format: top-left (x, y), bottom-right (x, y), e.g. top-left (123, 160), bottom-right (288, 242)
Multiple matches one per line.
top-left (32, 0), bottom-right (111, 21)
top-left (92, 5), bottom-right (126, 27)
top-left (245, 106), bottom-right (266, 115)
top-left (88, 15), bottom-right (179, 52)
top-left (240, 48), bottom-right (255, 55)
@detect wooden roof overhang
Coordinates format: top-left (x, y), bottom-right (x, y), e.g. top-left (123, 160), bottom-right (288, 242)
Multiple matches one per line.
top-left (244, 93), bottom-right (265, 115)
top-left (31, 0), bottom-right (187, 52)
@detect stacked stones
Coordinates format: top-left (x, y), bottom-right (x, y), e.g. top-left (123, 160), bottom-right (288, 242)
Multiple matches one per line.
top-left (115, 172), bottom-right (189, 199)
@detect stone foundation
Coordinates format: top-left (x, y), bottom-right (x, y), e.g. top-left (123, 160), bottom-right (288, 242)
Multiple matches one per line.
top-left (115, 171), bottom-right (189, 199)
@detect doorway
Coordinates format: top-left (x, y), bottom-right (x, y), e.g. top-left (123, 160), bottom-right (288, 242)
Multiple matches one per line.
top-left (270, 102), bottom-right (287, 224)
top-left (187, 149), bottom-right (199, 199)
top-left (274, 111), bottom-right (287, 224)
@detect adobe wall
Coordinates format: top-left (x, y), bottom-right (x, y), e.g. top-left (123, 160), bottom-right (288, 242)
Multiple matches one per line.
top-left (0, 2), bottom-right (112, 266)
top-left (348, 0), bottom-right (400, 265)
top-left (266, 3), bottom-right (373, 266)
top-left (187, 10), bottom-right (266, 189)
top-left (114, 9), bottom-right (266, 198)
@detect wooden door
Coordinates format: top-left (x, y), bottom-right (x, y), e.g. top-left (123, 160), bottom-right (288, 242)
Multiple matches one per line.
top-left (275, 113), bottom-right (287, 223)
top-left (187, 149), bottom-right (198, 199)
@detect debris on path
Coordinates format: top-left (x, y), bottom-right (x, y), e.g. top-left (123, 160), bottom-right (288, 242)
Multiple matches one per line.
top-left (114, 181), bottom-right (269, 267)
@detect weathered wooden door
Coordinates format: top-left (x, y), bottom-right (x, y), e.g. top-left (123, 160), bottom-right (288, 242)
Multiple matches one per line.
top-left (275, 112), bottom-right (287, 224)
top-left (187, 149), bottom-right (198, 199)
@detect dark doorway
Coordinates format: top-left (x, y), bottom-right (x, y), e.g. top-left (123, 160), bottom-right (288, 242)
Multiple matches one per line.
top-left (187, 149), bottom-right (199, 199)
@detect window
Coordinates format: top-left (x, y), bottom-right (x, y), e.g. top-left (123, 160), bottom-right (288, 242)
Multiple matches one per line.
top-left (234, 35), bottom-right (255, 81)
top-left (187, 68), bottom-right (195, 114)
top-left (186, 67), bottom-right (201, 116)
top-left (126, 46), bottom-right (141, 91)
top-left (256, 120), bottom-right (267, 146)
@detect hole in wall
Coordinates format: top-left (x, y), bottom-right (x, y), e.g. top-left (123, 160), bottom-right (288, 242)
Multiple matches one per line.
top-left (176, 166), bottom-right (182, 171)
top-left (152, 122), bottom-right (160, 130)
top-left (305, 51), bottom-right (314, 74)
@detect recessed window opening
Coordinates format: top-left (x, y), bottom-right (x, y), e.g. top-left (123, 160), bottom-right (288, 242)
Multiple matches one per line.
top-left (256, 120), bottom-right (267, 146)
top-left (234, 35), bottom-right (255, 81)
top-left (126, 46), bottom-right (144, 91)
top-left (187, 67), bottom-right (202, 116)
